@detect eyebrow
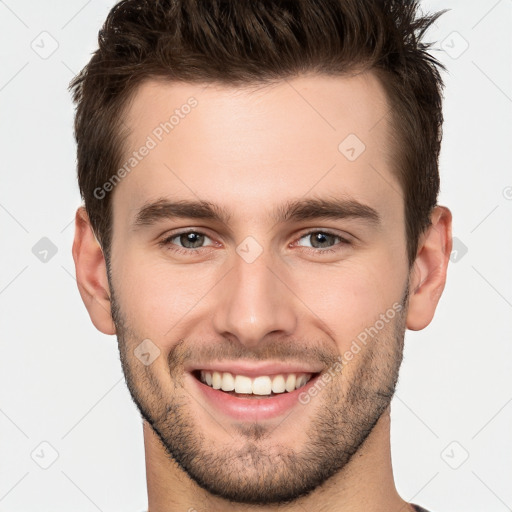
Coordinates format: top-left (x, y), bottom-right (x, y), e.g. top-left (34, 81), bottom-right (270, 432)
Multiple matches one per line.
top-left (133, 199), bottom-right (232, 227)
top-left (132, 196), bottom-right (381, 228)
top-left (274, 197), bottom-right (380, 226)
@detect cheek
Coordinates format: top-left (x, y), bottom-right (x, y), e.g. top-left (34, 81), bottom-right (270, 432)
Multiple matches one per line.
top-left (289, 257), bottom-right (406, 352)
top-left (113, 253), bottom-right (216, 339)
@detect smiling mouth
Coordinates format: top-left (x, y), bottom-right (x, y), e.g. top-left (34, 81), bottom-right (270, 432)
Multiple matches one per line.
top-left (193, 370), bottom-right (318, 398)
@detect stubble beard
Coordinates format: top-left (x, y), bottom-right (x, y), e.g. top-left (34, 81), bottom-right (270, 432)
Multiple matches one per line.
top-left (111, 284), bottom-right (409, 506)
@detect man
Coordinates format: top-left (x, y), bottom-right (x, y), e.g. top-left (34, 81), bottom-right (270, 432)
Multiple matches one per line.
top-left (71, 1), bottom-right (452, 510)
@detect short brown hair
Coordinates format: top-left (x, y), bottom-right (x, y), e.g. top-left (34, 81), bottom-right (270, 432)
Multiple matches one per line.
top-left (70, 0), bottom-right (445, 265)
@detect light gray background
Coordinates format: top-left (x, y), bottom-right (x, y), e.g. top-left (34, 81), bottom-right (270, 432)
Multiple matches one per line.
top-left (0, 1), bottom-right (511, 510)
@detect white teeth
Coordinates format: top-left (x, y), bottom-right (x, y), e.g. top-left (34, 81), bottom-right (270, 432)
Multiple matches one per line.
top-left (234, 375), bottom-right (252, 394)
top-left (212, 371), bottom-right (222, 390)
top-left (199, 371), bottom-right (313, 396)
top-left (252, 376), bottom-right (272, 395)
top-left (271, 375), bottom-right (286, 393)
top-left (296, 375), bottom-right (307, 388)
top-left (285, 374), bottom-right (296, 392)
top-left (221, 372), bottom-right (235, 392)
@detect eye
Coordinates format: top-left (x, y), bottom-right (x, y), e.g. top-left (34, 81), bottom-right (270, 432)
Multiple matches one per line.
top-left (295, 231), bottom-right (350, 252)
top-left (159, 230), bottom-right (215, 254)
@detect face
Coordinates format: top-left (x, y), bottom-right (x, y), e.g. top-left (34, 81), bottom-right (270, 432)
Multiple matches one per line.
top-left (107, 73), bottom-right (412, 504)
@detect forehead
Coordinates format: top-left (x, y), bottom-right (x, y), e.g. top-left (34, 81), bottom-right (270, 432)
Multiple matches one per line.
top-left (114, 73), bottom-right (401, 227)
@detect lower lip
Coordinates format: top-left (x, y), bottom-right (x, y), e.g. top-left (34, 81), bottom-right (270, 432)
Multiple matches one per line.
top-left (189, 373), bottom-right (320, 421)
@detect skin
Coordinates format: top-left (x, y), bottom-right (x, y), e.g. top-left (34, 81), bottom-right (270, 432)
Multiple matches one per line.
top-left (73, 72), bottom-right (452, 511)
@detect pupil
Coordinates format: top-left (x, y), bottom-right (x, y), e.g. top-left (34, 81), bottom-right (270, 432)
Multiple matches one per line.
top-left (311, 232), bottom-right (333, 248)
top-left (181, 233), bottom-right (204, 248)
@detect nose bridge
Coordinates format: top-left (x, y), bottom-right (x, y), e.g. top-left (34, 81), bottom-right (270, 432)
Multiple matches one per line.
top-left (212, 247), bottom-right (297, 347)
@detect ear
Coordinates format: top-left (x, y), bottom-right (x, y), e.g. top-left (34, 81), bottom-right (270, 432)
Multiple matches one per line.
top-left (72, 207), bottom-right (116, 335)
top-left (406, 206), bottom-right (452, 331)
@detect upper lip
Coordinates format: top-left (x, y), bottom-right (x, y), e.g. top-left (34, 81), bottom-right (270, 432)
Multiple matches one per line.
top-left (186, 361), bottom-right (323, 377)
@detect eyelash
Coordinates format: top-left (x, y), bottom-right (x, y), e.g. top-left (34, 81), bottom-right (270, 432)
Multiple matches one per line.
top-left (158, 229), bottom-right (351, 257)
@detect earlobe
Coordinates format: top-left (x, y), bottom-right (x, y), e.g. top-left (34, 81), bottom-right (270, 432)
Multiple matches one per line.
top-left (406, 206), bottom-right (452, 331)
top-left (72, 207), bottom-right (116, 335)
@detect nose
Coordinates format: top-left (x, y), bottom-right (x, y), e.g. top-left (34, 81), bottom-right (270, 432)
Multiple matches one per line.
top-left (212, 248), bottom-right (298, 349)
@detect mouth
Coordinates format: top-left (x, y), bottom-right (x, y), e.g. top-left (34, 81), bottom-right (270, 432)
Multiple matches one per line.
top-left (189, 366), bottom-right (322, 421)
top-left (193, 370), bottom-right (317, 398)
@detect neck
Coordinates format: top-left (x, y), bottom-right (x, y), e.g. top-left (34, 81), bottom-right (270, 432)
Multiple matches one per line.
top-left (144, 408), bottom-right (410, 512)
